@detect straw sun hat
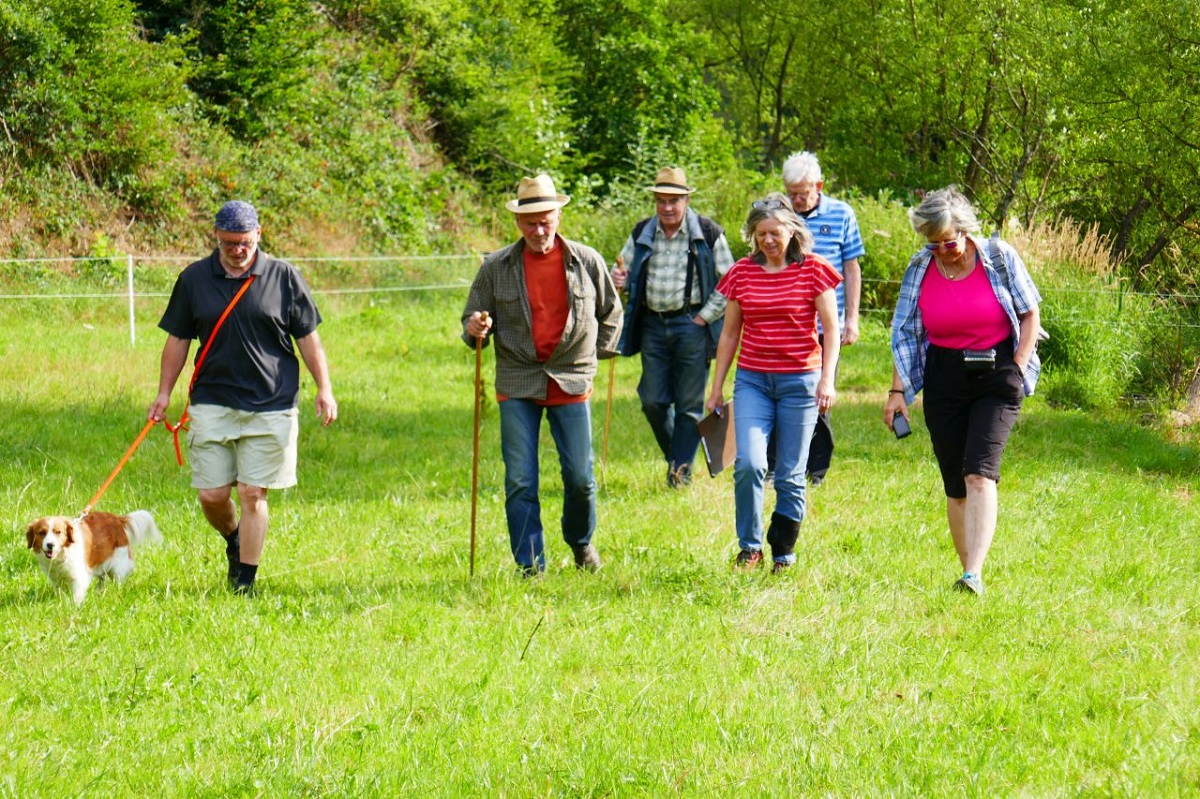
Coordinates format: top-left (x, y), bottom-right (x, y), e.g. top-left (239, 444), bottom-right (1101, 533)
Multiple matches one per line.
top-left (644, 166), bottom-right (696, 195)
top-left (505, 174), bottom-right (572, 213)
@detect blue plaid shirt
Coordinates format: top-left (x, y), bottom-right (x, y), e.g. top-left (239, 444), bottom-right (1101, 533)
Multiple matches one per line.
top-left (891, 236), bottom-right (1042, 404)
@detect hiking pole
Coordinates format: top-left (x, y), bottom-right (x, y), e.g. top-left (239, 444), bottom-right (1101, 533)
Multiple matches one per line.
top-left (600, 357), bottom-right (616, 485)
top-left (470, 311), bottom-right (489, 577)
top-left (599, 256), bottom-right (624, 485)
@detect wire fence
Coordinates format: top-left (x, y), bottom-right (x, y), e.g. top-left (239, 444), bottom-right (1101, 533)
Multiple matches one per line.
top-left (0, 253), bottom-right (482, 346)
top-left (4, 253), bottom-right (1200, 349)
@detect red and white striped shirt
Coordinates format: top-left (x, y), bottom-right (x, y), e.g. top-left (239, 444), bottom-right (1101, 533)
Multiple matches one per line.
top-left (716, 254), bottom-right (842, 373)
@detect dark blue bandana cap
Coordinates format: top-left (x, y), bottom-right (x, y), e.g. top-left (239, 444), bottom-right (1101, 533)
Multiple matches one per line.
top-left (215, 200), bottom-right (260, 232)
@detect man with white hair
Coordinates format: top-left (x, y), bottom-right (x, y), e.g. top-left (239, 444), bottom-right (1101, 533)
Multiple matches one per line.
top-left (462, 175), bottom-right (622, 575)
top-left (777, 151), bottom-right (866, 484)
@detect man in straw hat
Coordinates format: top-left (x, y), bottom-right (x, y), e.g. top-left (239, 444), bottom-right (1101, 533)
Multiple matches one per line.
top-left (611, 166), bottom-right (735, 488)
top-left (149, 200), bottom-right (337, 596)
top-left (462, 174), bottom-right (622, 576)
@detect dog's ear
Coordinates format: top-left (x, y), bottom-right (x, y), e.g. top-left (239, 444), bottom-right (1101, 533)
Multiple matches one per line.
top-left (25, 523), bottom-right (37, 549)
top-left (63, 520), bottom-right (77, 546)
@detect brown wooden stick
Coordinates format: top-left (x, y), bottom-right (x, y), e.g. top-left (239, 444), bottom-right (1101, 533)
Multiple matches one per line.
top-left (599, 256), bottom-right (624, 486)
top-left (470, 311), bottom-right (489, 576)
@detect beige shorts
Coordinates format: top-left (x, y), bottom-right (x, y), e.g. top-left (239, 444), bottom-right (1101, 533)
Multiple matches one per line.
top-left (187, 404), bottom-right (299, 490)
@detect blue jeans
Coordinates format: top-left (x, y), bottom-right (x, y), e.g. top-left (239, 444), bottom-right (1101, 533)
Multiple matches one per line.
top-left (732, 369), bottom-right (820, 563)
top-left (636, 314), bottom-right (710, 470)
top-left (498, 398), bottom-right (597, 570)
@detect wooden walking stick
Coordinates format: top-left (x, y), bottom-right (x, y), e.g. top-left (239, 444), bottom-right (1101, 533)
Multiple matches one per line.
top-left (599, 256), bottom-right (624, 484)
top-left (470, 311), bottom-right (489, 577)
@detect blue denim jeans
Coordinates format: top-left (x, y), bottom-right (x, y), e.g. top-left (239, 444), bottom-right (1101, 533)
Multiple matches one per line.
top-left (636, 314), bottom-right (711, 470)
top-left (732, 369), bottom-right (820, 563)
top-left (498, 398), bottom-right (597, 570)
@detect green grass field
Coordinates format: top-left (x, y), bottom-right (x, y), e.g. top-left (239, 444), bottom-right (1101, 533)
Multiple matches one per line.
top-left (2, 287), bottom-right (1199, 797)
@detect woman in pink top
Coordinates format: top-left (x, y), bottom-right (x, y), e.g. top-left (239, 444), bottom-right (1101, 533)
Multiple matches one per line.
top-left (707, 195), bottom-right (842, 573)
top-left (885, 187), bottom-right (1043, 596)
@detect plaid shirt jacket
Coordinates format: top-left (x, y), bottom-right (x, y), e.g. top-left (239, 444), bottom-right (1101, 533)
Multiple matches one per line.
top-left (461, 236), bottom-right (623, 400)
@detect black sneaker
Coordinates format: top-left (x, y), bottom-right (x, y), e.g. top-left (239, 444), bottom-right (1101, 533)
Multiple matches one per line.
top-left (232, 582), bottom-right (256, 597)
top-left (771, 560), bottom-right (792, 575)
top-left (572, 544), bottom-right (601, 572)
top-left (225, 533), bottom-right (240, 588)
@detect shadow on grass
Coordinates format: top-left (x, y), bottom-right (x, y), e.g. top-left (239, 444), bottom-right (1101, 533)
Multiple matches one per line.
top-left (1011, 404), bottom-right (1200, 481)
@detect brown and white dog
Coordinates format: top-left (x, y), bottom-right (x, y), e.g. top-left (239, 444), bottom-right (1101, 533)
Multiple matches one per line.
top-left (25, 511), bottom-right (162, 604)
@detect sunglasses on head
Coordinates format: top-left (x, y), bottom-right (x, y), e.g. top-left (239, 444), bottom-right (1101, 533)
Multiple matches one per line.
top-left (752, 198), bottom-right (788, 211)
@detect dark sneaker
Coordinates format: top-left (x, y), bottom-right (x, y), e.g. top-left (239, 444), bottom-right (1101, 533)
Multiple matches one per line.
top-left (667, 462), bottom-right (692, 488)
top-left (225, 533), bottom-right (240, 588)
top-left (572, 544), bottom-right (601, 572)
top-left (518, 563), bottom-right (545, 579)
top-left (734, 549), bottom-right (764, 572)
top-left (771, 560), bottom-right (792, 575)
top-left (232, 582), bottom-right (256, 597)
top-left (954, 573), bottom-right (984, 596)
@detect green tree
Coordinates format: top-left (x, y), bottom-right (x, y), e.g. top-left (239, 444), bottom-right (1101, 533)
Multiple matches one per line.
top-left (555, 0), bottom-right (727, 186)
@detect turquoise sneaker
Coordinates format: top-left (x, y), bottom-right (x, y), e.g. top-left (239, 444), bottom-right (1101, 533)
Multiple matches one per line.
top-left (954, 572), bottom-right (984, 595)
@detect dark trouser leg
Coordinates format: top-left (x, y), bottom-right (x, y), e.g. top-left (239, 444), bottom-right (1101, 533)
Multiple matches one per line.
top-left (499, 399), bottom-right (546, 571)
top-left (546, 401), bottom-right (597, 550)
top-left (766, 511), bottom-right (802, 561)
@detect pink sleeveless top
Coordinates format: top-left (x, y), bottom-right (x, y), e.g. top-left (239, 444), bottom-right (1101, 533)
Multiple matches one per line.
top-left (918, 256), bottom-right (1010, 349)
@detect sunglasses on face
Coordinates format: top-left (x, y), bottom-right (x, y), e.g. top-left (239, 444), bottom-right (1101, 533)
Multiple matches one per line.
top-left (925, 235), bottom-right (964, 252)
top-left (752, 198), bottom-right (788, 211)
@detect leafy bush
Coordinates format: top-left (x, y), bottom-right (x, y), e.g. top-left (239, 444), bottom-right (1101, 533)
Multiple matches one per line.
top-left (0, 0), bottom-right (189, 205)
top-left (1014, 220), bottom-right (1155, 409)
top-left (850, 190), bottom-right (922, 319)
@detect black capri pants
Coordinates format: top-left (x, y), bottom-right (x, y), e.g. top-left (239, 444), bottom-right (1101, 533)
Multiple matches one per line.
top-left (922, 338), bottom-right (1024, 498)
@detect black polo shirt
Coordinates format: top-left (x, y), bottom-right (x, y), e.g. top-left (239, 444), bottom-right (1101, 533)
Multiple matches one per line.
top-left (158, 251), bottom-right (322, 412)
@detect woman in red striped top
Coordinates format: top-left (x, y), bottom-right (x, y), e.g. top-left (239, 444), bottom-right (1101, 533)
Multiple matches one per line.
top-left (706, 195), bottom-right (842, 573)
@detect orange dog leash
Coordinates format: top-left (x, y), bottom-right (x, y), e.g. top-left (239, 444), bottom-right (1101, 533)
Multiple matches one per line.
top-left (80, 276), bottom-right (256, 517)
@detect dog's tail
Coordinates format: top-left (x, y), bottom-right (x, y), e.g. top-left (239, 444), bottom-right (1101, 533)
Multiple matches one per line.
top-left (125, 510), bottom-right (163, 550)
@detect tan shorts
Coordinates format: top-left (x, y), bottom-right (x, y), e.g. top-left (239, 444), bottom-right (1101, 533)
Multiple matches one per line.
top-left (187, 404), bottom-right (299, 490)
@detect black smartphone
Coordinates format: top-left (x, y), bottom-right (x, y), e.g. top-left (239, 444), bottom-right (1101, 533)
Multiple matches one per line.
top-left (892, 411), bottom-right (911, 439)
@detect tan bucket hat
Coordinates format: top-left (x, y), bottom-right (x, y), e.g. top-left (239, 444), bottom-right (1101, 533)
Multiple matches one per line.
top-left (505, 174), bottom-right (571, 213)
top-left (644, 166), bottom-right (696, 195)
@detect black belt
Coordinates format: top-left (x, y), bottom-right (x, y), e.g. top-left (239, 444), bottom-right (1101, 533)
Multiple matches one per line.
top-left (649, 305), bottom-right (699, 319)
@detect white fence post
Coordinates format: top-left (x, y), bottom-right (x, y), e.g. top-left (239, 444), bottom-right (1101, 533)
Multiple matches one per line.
top-left (127, 254), bottom-right (136, 347)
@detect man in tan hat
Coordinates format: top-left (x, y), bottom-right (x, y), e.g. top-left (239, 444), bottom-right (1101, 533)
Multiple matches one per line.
top-left (462, 174), bottom-right (622, 575)
top-left (611, 166), bottom-right (735, 487)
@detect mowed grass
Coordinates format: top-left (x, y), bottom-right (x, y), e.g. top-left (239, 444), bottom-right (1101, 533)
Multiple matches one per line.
top-left (2, 288), bottom-right (1199, 797)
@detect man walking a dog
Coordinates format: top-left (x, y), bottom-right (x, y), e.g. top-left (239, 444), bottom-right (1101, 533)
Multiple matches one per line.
top-left (148, 200), bottom-right (337, 595)
top-left (462, 174), bottom-right (622, 575)
top-left (610, 167), bottom-right (735, 488)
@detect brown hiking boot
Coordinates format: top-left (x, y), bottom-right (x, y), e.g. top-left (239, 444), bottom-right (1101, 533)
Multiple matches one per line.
top-left (733, 549), bottom-right (764, 572)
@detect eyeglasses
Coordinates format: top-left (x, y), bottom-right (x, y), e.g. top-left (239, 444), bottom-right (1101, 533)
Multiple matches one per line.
top-left (925, 235), bottom-right (964, 252)
top-left (752, 198), bottom-right (788, 211)
top-left (217, 237), bottom-right (257, 251)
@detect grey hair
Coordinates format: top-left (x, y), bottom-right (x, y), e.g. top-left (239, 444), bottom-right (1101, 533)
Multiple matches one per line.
top-left (780, 151), bottom-right (823, 185)
top-left (743, 192), bottom-right (814, 262)
top-left (908, 186), bottom-right (982, 238)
